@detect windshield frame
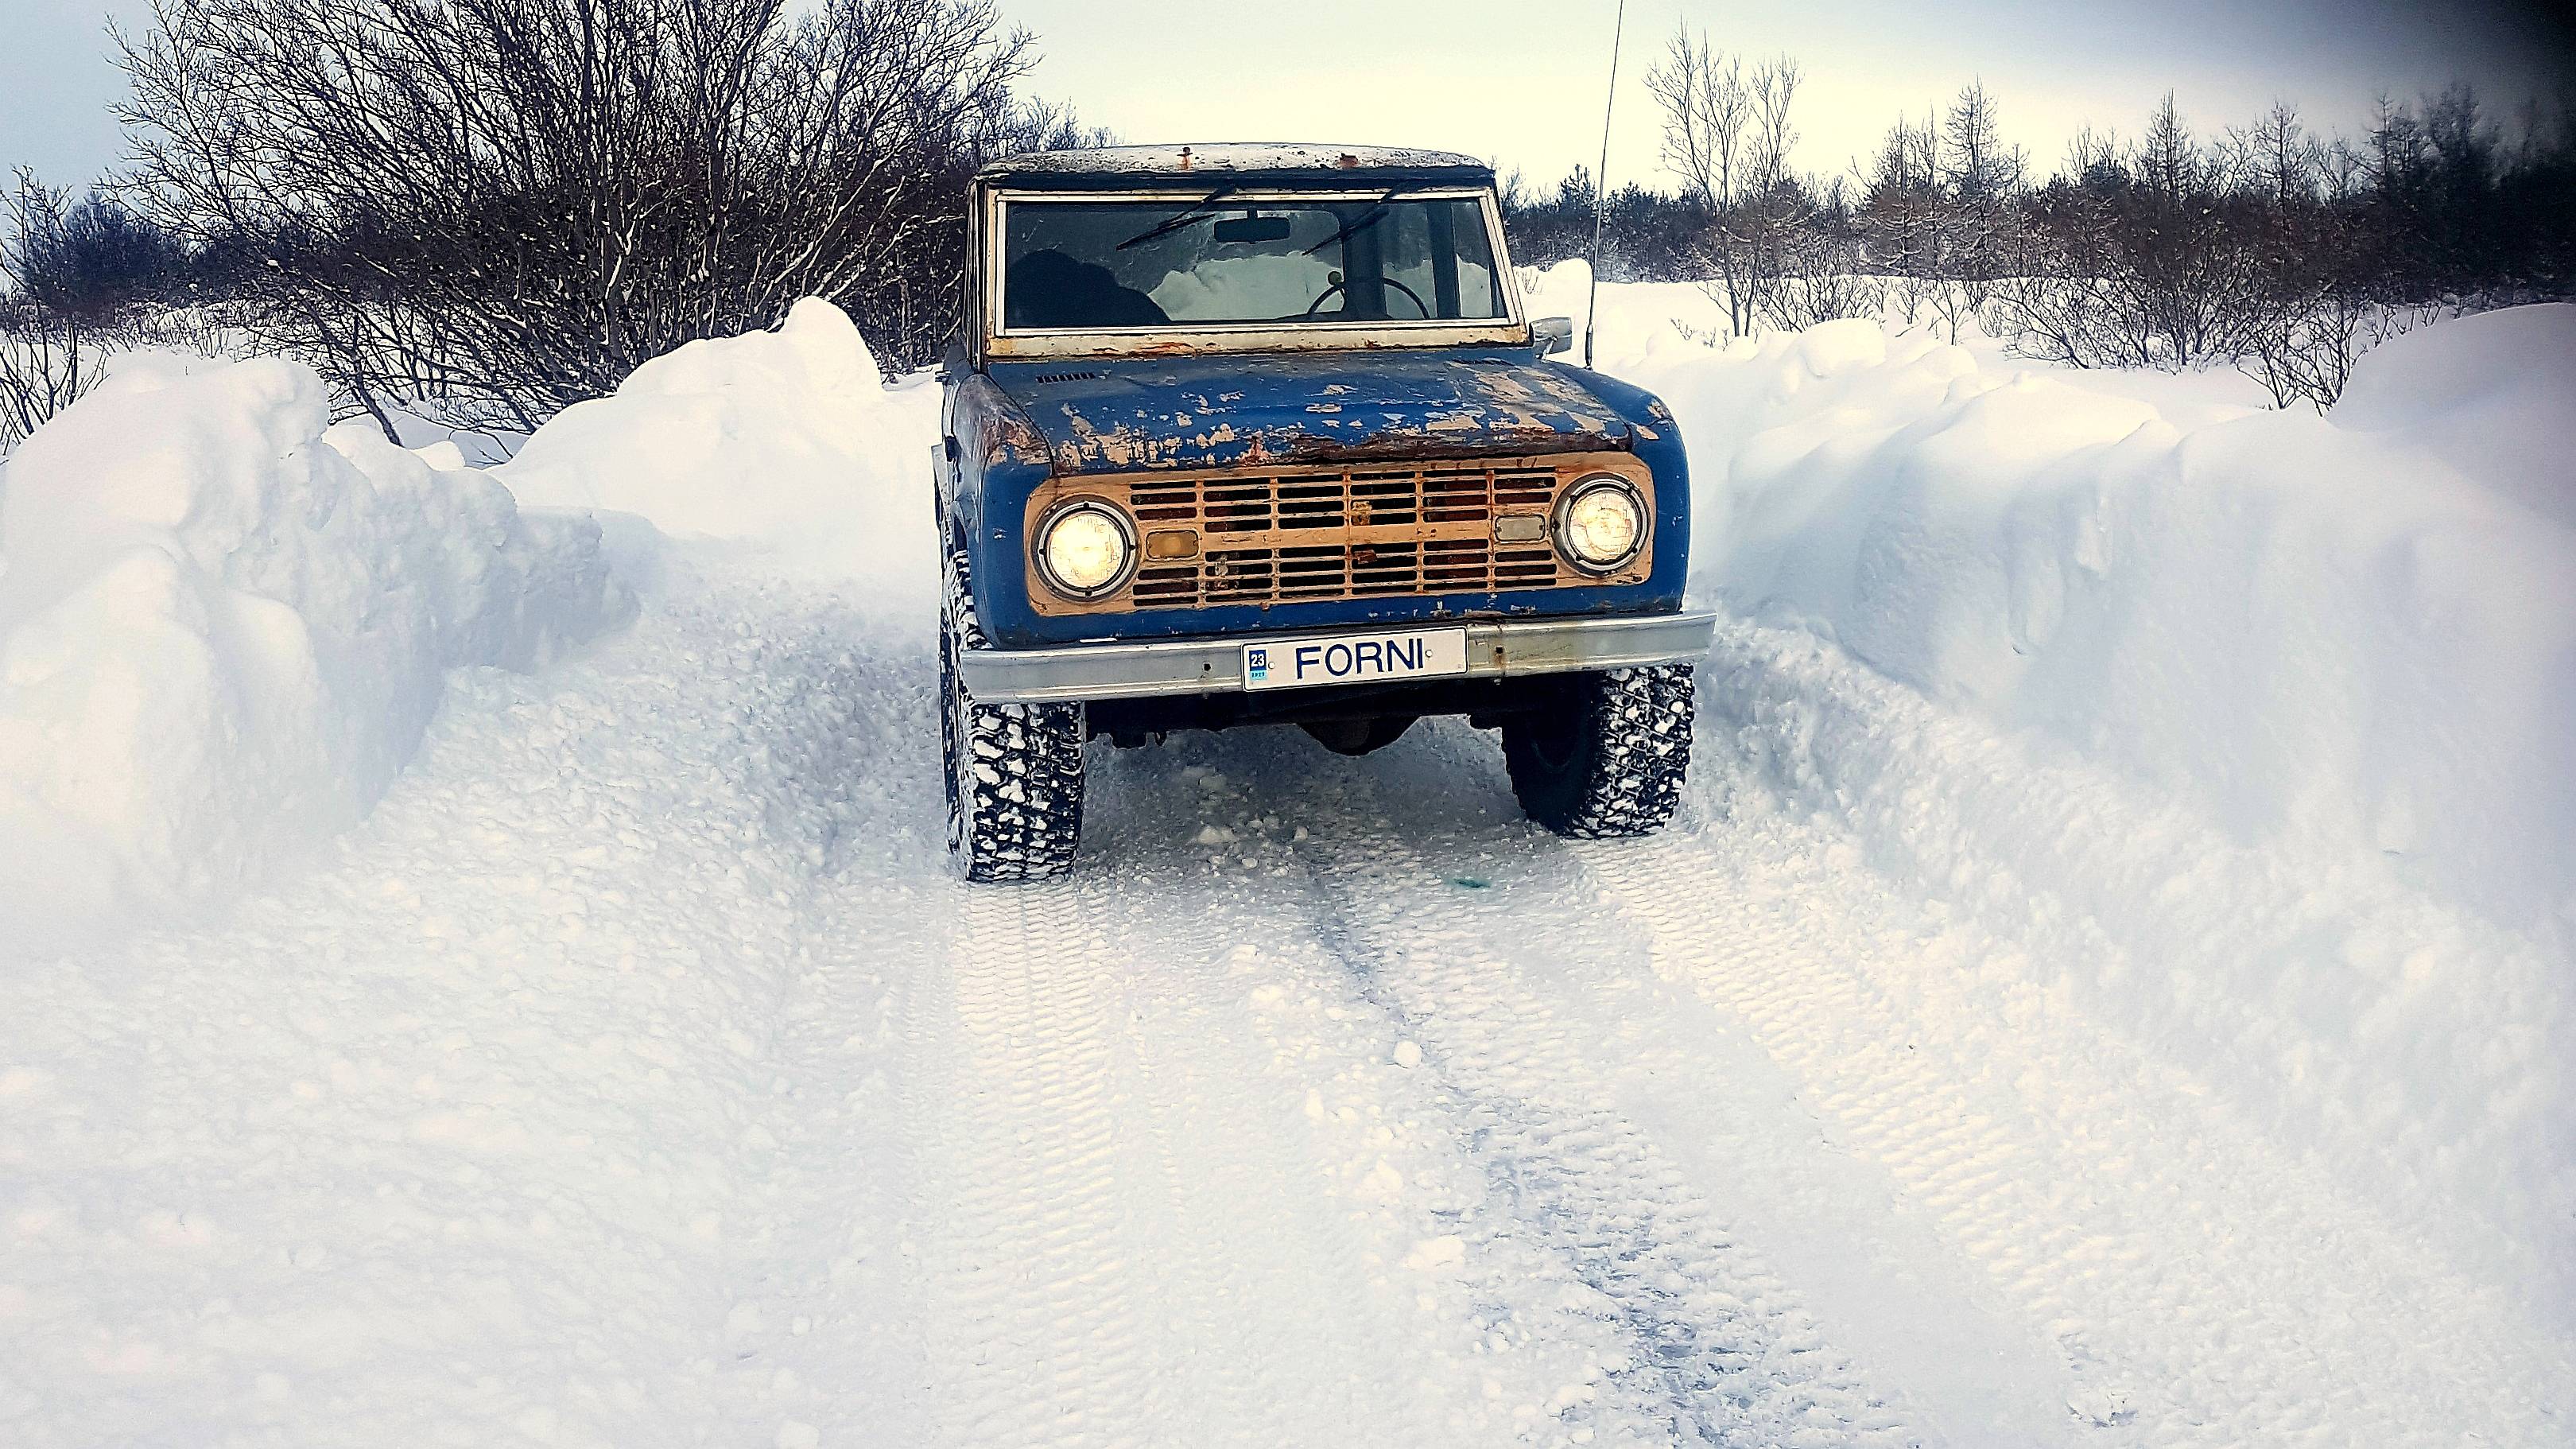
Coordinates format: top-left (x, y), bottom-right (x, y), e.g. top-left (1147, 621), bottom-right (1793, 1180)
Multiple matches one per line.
top-left (980, 185), bottom-right (1530, 361)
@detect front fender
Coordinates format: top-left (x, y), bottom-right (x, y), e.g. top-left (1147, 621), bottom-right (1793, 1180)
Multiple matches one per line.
top-left (944, 372), bottom-right (1056, 593)
top-left (1545, 362), bottom-right (1690, 590)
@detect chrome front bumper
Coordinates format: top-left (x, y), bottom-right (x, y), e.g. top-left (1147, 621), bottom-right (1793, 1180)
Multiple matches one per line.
top-left (958, 610), bottom-right (1718, 705)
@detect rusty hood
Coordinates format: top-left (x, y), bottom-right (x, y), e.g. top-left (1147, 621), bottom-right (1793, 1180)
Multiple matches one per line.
top-left (985, 348), bottom-right (1634, 476)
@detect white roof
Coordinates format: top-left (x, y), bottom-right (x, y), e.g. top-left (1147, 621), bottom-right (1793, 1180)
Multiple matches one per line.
top-left (978, 144), bottom-right (1492, 185)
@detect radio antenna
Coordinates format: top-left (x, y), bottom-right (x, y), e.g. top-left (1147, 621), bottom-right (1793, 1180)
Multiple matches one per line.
top-left (1583, 0), bottom-right (1627, 369)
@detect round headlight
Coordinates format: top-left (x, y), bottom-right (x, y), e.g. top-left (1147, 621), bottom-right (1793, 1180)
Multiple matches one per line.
top-left (1556, 476), bottom-right (1646, 573)
top-left (1036, 499), bottom-right (1137, 599)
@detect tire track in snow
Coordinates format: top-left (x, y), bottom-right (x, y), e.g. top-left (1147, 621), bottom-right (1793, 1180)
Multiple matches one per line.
top-left (894, 792), bottom-right (1519, 1447)
top-left (655, 572), bottom-right (953, 1447)
top-left (1280, 756), bottom-right (1918, 1449)
top-left (1581, 797), bottom-right (2576, 1448)
top-left (922, 881), bottom-right (1160, 1447)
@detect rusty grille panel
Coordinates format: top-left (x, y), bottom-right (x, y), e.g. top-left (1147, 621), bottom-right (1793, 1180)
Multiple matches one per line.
top-left (1026, 451), bottom-right (1651, 616)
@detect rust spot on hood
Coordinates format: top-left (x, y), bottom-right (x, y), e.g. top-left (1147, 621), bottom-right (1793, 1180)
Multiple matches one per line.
top-left (1003, 352), bottom-right (1635, 477)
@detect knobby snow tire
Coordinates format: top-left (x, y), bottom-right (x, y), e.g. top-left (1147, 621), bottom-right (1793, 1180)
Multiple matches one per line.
top-left (941, 546), bottom-right (1086, 882)
top-left (1503, 665), bottom-right (1696, 838)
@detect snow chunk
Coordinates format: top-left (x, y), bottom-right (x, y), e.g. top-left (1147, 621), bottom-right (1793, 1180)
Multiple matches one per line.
top-left (0, 351), bottom-right (631, 949)
top-left (1402, 1235), bottom-right (1465, 1272)
top-left (1788, 317), bottom-right (1888, 378)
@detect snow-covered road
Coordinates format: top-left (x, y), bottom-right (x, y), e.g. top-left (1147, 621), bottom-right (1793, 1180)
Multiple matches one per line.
top-left (10, 561), bottom-right (2567, 1447)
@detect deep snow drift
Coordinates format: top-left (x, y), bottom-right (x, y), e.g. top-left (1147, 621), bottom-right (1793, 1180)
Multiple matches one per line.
top-left (0, 352), bottom-right (630, 948)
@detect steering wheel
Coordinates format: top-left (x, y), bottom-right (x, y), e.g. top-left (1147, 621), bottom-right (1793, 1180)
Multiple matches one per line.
top-left (1302, 275), bottom-right (1432, 320)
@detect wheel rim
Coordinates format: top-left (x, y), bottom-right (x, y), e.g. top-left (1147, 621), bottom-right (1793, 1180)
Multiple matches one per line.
top-left (1523, 710), bottom-right (1584, 774)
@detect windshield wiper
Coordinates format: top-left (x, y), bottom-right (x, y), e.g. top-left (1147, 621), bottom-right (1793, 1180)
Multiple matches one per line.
top-left (1115, 186), bottom-right (1246, 251)
top-left (1303, 187), bottom-right (1417, 256)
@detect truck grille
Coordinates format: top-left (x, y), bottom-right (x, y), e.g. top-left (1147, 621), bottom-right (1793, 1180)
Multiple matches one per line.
top-left (1023, 452), bottom-right (1651, 616)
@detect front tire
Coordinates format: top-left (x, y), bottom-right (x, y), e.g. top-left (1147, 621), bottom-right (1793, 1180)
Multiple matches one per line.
top-left (941, 550), bottom-right (1086, 882)
top-left (1503, 665), bottom-right (1696, 838)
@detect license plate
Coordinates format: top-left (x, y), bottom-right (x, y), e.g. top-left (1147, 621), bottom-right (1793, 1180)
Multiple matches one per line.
top-left (1242, 627), bottom-right (1468, 693)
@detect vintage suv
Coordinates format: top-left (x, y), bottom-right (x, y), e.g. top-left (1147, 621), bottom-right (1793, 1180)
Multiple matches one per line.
top-left (936, 144), bottom-right (1715, 880)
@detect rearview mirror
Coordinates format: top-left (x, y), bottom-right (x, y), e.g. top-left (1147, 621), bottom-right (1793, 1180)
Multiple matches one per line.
top-left (1532, 316), bottom-right (1575, 358)
top-left (1212, 213), bottom-right (1294, 245)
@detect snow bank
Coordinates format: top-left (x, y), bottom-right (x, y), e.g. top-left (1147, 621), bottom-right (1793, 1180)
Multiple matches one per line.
top-left (1546, 267), bottom-right (2576, 1307)
top-left (0, 352), bottom-right (630, 949)
top-left (1607, 299), bottom-right (2576, 934)
top-left (499, 297), bottom-right (942, 597)
top-left (2330, 305), bottom-right (2576, 526)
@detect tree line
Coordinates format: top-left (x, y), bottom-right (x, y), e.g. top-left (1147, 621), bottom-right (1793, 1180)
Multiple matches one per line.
top-left (9, 7), bottom-right (2574, 453)
top-left (1505, 26), bottom-right (2576, 406)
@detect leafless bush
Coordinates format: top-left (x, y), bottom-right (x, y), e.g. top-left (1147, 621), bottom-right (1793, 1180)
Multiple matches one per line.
top-left (1759, 184), bottom-right (1886, 331)
top-left (1761, 261), bottom-right (1887, 332)
top-left (1982, 274), bottom-right (2157, 367)
top-left (0, 313), bottom-right (104, 453)
top-left (1985, 98), bottom-right (2279, 371)
top-left (2, 177), bottom-right (106, 451)
top-left (0, 298), bottom-right (258, 455)
top-left (114, 0), bottom-right (1039, 434)
top-left (2237, 295), bottom-right (2440, 410)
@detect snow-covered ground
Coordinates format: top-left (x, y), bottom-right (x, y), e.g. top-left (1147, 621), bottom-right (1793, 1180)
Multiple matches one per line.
top-left (2, 283), bottom-right (2570, 1447)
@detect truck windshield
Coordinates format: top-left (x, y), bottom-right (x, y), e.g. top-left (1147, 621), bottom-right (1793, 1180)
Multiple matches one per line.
top-left (999, 193), bottom-right (1509, 332)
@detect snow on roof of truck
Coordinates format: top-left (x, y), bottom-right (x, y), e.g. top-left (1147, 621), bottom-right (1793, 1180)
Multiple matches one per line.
top-left (976, 144), bottom-right (1495, 189)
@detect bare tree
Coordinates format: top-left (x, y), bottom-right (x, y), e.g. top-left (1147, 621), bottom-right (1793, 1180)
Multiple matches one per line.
top-left (1647, 28), bottom-right (1804, 336)
top-left (1934, 80), bottom-right (2023, 340)
top-left (1648, 30), bottom-right (1752, 216)
top-left (114, 0), bottom-right (1037, 434)
top-left (2234, 100), bottom-right (2318, 207)
top-left (1857, 109), bottom-right (1942, 328)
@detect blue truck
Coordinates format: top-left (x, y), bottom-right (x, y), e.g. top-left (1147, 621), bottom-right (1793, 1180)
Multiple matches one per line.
top-left (937, 144), bottom-right (1716, 880)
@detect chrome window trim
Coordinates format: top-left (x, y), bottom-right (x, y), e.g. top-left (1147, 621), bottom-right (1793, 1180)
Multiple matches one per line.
top-left (982, 187), bottom-right (1531, 359)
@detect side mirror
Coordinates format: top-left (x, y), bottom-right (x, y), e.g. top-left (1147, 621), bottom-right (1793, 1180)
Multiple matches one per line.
top-left (1532, 316), bottom-right (1575, 359)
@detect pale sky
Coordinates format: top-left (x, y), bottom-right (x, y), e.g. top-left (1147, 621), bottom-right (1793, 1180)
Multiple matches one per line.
top-left (5, 0), bottom-right (2570, 194)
